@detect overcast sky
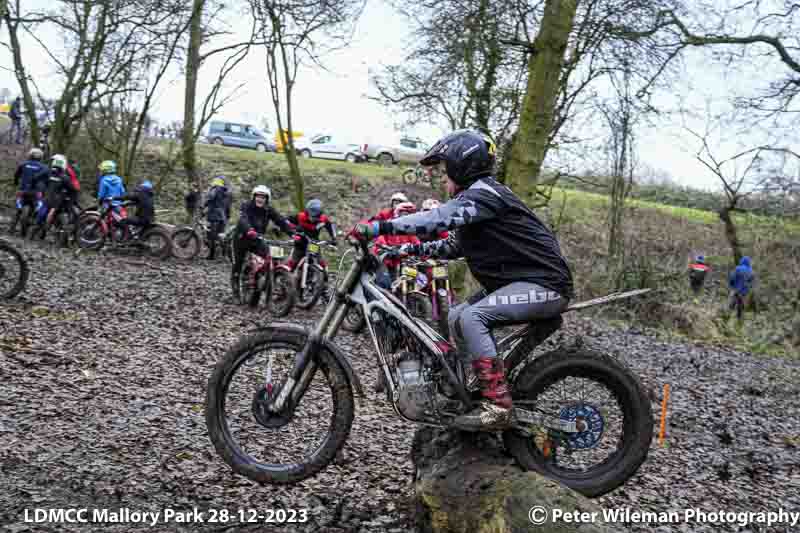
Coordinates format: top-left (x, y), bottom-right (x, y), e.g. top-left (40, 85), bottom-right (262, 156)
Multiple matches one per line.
top-left (1, 0), bottom-right (794, 192)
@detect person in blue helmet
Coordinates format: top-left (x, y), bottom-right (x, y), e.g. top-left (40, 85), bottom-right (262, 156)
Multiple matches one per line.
top-left (110, 180), bottom-right (156, 237)
top-left (728, 256), bottom-right (755, 321)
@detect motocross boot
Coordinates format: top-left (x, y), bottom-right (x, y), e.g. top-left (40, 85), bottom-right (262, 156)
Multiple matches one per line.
top-left (452, 356), bottom-right (512, 432)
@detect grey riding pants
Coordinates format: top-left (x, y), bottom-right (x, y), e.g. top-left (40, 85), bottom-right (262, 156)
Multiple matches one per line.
top-left (448, 282), bottom-right (568, 360)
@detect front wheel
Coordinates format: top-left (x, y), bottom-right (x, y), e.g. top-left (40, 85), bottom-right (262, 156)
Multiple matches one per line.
top-left (77, 216), bottom-right (106, 250)
top-left (171, 228), bottom-right (201, 260)
top-left (141, 227), bottom-right (173, 259)
top-left (503, 346), bottom-right (653, 498)
top-left (341, 305), bottom-right (366, 333)
top-left (406, 292), bottom-right (434, 328)
top-left (0, 240), bottom-right (29, 299)
top-left (205, 327), bottom-right (355, 484)
top-left (402, 168), bottom-right (417, 185)
top-left (296, 263), bottom-right (326, 310)
top-left (267, 269), bottom-right (296, 317)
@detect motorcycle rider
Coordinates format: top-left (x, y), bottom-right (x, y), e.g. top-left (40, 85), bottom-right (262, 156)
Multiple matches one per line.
top-left (370, 191), bottom-right (409, 222)
top-left (11, 148), bottom-right (49, 233)
top-left (204, 176), bottom-right (232, 260)
top-left (97, 160), bottom-right (126, 211)
top-left (372, 201), bottom-right (421, 290)
top-left (231, 185), bottom-right (294, 301)
top-left (110, 180), bottom-right (156, 238)
top-left (351, 129), bottom-right (574, 432)
top-left (286, 198), bottom-right (338, 270)
top-left (38, 154), bottom-right (81, 239)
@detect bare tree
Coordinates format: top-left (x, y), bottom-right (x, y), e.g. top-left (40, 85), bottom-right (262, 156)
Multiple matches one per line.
top-left (83, 3), bottom-right (193, 183)
top-left (182, 0), bottom-right (260, 190)
top-left (371, 0), bottom-right (529, 143)
top-left (601, 54), bottom-right (639, 261)
top-left (249, 0), bottom-right (364, 210)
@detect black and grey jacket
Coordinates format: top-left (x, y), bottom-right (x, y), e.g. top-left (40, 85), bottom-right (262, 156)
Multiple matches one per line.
top-left (380, 177), bottom-right (574, 297)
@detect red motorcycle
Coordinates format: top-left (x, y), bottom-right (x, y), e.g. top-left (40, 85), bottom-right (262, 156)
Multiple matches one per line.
top-left (239, 236), bottom-right (296, 317)
top-left (76, 201), bottom-right (172, 259)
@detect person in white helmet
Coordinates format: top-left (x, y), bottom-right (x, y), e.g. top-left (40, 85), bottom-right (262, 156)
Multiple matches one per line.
top-left (231, 184), bottom-right (294, 301)
top-left (369, 191), bottom-right (409, 222)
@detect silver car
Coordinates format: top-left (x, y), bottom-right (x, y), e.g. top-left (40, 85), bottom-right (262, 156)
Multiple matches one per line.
top-left (208, 121), bottom-right (272, 152)
top-left (295, 134), bottom-right (365, 162)
top-left (362, 136), bottom-right (428, 165)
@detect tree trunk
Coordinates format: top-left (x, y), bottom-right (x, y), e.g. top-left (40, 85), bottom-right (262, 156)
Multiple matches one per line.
top-left (5, 12), bottom-right (40, 146)
top-left (505, 0), bottom-right (577, 202)
top-left (182, 0), bottom-right (204, 191)
top-left (411, 427), bottom-right (617, 533)
top-left (718, 206), bottom-right (742, 265)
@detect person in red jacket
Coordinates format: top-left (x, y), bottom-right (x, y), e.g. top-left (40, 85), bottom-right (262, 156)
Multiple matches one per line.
top-left (286, 198), bottom-right (338, 269)
top-left (372, 201), bottom-right (420, 289)
top-left (370, 191), bottom-right (409, 222)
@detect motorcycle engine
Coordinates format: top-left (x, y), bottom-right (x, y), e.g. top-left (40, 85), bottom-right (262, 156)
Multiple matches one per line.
top-left (394, 351), bottom-right (436, 421)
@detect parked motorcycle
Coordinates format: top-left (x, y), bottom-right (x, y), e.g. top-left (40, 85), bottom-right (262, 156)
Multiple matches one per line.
top-left (402, 164), bottom-right (439, 187)
top-left (171, 210), bottom-right (229, 261)
top-left (206, 237), bottom-right (654, 497)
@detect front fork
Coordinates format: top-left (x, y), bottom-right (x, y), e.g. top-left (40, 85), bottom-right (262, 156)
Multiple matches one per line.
top-left (269, 258), bottom-right (360, 413)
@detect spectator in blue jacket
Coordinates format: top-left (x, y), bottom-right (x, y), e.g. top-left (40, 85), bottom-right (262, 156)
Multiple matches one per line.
top-left (728, 256), bottom-right (754, 321)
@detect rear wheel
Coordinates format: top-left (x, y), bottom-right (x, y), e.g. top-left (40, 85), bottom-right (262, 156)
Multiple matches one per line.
top-left (171, 228), bottom-right (201, 260)
top-left (377, 153), bottom-right (394, 166)
top-left (503, 346), bottom-right (653, 497)
top-left (256, 143), bottom-right (267, 153)
top-left (213, 137), bottom-right (224, 146)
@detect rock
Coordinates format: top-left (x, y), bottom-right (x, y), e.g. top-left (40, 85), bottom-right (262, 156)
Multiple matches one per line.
top-left (412, 428), bottom-right (617, 533)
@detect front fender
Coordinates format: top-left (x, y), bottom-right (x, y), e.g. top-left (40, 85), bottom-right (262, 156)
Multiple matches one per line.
top-left (248, 323), bottom-right (365, 398)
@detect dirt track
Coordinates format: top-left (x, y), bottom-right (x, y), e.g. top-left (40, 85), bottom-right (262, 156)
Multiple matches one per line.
top-left (1, 228), bottom-right (799, 532)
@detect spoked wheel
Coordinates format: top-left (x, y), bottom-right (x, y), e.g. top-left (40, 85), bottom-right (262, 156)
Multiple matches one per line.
top-left (503, 346), bottom-right (653, 497)
top-left (402, 168), bottom-right (417, 185)
top-left (171, 228), bottom-right (201, 260)
top-left (267, 270), bottom-right (296, 317)
top-left (140, 227), bottom-right (173, 259)
top-left (0, 240), bottom-right (29, 299)
top-left (77, 217), bottom-right (106, 250)
top-left (341, 304), bottom-right (366, 333)
top-left (406, 292), bottom-right (434, 328)
top-left (205, 326), bottom-right (355, 484)
top-left (296, 264), bottom-right (326, 310)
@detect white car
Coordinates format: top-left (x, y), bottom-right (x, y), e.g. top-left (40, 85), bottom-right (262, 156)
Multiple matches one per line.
top-left (295, 134), bottom-right (365, 163)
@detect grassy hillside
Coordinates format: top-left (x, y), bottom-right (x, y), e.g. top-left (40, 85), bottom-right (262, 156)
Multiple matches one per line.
top-left (2, 138), bottom-right (797, 357)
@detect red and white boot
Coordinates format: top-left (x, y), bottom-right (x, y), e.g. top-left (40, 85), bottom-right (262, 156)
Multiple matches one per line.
top-left (452, 356), bottom-right (512, 431)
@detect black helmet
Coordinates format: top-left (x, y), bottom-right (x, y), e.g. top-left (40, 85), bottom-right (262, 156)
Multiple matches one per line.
top-left (420, 129), bottom-right (496, 186)
top-left (305, 198), bottom-right (323, 220)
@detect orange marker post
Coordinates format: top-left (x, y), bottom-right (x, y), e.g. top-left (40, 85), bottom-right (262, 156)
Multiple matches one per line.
top-left (658, 383), bottom-right (670, 446)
